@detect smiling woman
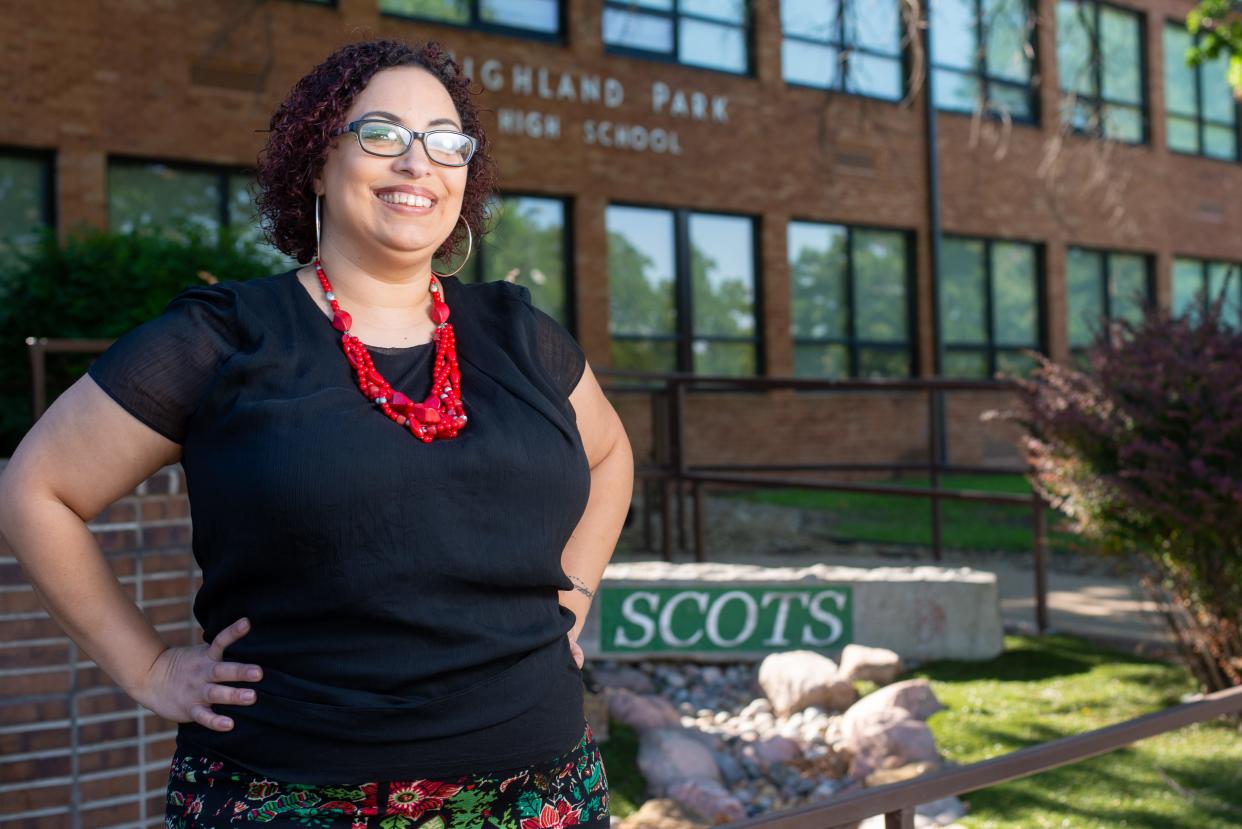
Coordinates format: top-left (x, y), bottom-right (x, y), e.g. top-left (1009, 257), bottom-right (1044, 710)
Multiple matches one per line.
top-left (0, 37), bottom-right (631, 829)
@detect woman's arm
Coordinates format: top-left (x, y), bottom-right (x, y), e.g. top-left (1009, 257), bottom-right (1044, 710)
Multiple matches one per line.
top-left (0, 374), bottom-right (183, 697)
top-left (558, 361), bottom-right (634, 647)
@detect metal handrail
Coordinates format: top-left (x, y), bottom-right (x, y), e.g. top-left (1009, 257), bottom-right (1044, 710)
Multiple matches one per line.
top-left (725, 685), bottom-right (1242, 828)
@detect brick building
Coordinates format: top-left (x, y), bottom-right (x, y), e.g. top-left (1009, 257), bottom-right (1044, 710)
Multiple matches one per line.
top-left (1, 0), bottom-right (1241, 825)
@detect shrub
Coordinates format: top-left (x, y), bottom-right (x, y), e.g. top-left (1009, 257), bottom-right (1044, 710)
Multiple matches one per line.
top-left (0, 222), bottom-right (290, 456)
top-left (989, 286), bottom-right (1242, 691)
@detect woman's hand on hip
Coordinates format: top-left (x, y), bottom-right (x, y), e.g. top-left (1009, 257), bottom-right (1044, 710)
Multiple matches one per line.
top-left (568, 633), bottom-right (584, 669)
top-left (129, 617), bottom-right (264, 731)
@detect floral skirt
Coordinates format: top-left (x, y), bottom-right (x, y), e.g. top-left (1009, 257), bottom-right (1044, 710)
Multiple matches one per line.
top-left (164, 721), bottom-right (609, 828)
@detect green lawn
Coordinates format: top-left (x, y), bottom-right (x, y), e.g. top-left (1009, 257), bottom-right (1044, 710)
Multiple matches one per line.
top-left (725, 474), bottom-right (1087, 555)
top-left (595, 636), bottom-right (1242, 827)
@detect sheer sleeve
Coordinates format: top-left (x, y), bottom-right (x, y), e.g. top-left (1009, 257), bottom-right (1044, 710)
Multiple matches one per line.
top-left (532, 305), bottom-right (586, 400)
top-left (86, 283), bottom-right (241, 444)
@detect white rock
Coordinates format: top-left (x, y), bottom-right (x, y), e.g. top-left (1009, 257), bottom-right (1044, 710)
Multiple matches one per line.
top-left (637, 727), bottom-right (723, 797)
top-left (608, 688), bottom-right (683, 733)
top-left (839, 644), bottom-right (905, 686)
top-left (757, 650), bottom-right (859, 717)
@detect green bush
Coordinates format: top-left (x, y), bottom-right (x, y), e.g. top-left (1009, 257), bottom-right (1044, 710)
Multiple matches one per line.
top-left (0, 222), bottom-right (293, 456)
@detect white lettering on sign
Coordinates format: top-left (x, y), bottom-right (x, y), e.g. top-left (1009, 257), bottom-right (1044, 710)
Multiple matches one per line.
top-left (805, 590), bottom-right (847, 646)
top-left (651, 83), bottom-right (729, 122)
top-left (611, 588), bottom-right (849, 650)
top-left (760, 591), bottom-right (810, 646)
top-left (582, 121), bottom-right (683, 154)
top-left (705, 590), bottom-right (759, 647)
top-left (659, 591), bottom-right (708, 647)
top-left (458, 56), bottom-right (624, 107)
top-left (497, 109), bottom-right (561, 139)
top-left (614, 591), bottom-right (659, 647)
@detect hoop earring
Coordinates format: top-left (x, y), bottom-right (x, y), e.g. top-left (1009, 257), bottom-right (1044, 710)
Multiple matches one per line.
top-left (431, 216), bottom-right (473, 278)
top-left (314, 193), bottom-right (322, 263)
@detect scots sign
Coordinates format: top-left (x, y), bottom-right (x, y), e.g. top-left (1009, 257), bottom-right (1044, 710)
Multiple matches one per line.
top-left (599, 585), bottom-right (853, 654)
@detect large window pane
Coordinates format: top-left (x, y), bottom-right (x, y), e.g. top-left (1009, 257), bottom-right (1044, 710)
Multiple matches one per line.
top-left (605, 1), bottom-right (749, 74)
top-left (482, 0), bottom-right (558, 32)
top-left (608, 204), bottom-right (758, 376)
top-left (1058, 0), bottom-right (1147, 143)
top-left (853, 230), bottom-right (907, 342)
top-left (939, 237), bottom-right (987, 344)
top-left (1172, 257), bottom-right (1203, 317)
top-left (0, 152), bottom-right (53, 255)
top-left (680, 16), bottom-right (748, 73)
top-left (1099, 6), bottom-right (1141, 103)
top-left (1109, 254), bottom-right (1148, 325)
top-left (477, 195), bottom-right (570, 325)
top-left (991, 242), bottom-right (1038, 346)
top-left (938, 236), bottom-right (1042, 377)
top-left (789, 222), bottom-right (848, 339)
top-left (607, 206), bottom-right (676, 337)
top-left (1207, 261), bottom-right (1242, 329)
top-left (985, 0), bottom-right (1031, 83)
top-left (689, 214), bottom-right (755, 338)
top-left (790, 221), bottom-right (911, 379)
top-left (1066, 248), bottom-right (1103, 348)
top-left (380, 0), bottom-right (469, 24)
top-left (932, 0), bottom-right (1036, 118)
top-left (1163, 25), bottom-right (1197, 117)
top-left (782, 0), bottom-right (904, 100)
top-left (109, 162), bottom-right (221, 237)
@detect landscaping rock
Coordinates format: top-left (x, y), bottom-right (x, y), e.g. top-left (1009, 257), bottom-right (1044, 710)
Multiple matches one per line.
top-left (616, 798), bottom-right (709, 829)
top-left (593, 664), bottom-right (657, 694)
top-left (666, 779), bottom-right (748, 825)
top-left (839, 644), bottom-right (904, 685)
top-left (608, 688), bottom-right (683, 733)
top-left (844, 678), bottom-right (945, 724)
top-left (757, 650), bottom-right (858, 716)
top-left (637, 727), bottom-right (723, 796)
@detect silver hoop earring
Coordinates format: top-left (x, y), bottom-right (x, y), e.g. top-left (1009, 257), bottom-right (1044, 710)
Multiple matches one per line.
top-left (314, 194), bottom-right (322, 263)
top-left (431, 217), bottom-right (473, 278)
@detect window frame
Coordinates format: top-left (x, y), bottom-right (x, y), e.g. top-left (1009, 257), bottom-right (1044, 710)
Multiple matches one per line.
top-left (0, 146), bottom-right (57, 248)
top-left (937, 233), bottom-right (1048, 379)
top-left (1065, 245), bottom-right (1155, 354)
top-left (930, 0), bottom-right (1042, 125)
top-left (1056, 0), bottom-right (1150, 145)
top-left (607, 200), bottom-right (765, 378)
top-left (1162, 19), bottom-right (1241, 163)
top-left (459, 190), bottom-right (578, 337)
top-left (380, 0), bottom-right (566, 44)
top-left (787, 218), bottom-right (918, 378)
top-left (601, 0), bottom-right (755, 77)
top-left (780, 0), bottom-right (909, 103)
top-left (1172, 255), bottom-right (1242, 325)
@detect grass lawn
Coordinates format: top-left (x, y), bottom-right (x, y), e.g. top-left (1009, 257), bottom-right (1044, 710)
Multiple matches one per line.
top-left (595, 635), bottom-right (1242, 827)
top-left (725, 473), bottom-right (1087, 555)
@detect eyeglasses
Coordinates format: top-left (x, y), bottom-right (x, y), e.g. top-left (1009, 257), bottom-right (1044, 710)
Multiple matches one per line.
top-left (331, 119), bottom-right (477, 167)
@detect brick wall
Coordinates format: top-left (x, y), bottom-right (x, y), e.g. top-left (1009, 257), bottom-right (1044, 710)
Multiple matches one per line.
top-left (1, 461), bottom-right (198, 829)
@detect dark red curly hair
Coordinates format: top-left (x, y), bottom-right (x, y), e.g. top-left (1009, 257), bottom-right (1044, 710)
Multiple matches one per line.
top-left (254, 39), bottom-right (498, 265)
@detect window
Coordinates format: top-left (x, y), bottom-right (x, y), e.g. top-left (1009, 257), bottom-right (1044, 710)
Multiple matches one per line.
top-left (781, 0), bottom-right (904, 100)
top-left (1056, 0), bottom-right (1146, 143)
top-left (1173, 256), bottom-right (1242, 330)
top-left (454, 194), bottom-right (573, 329)
top-left (107, 159), bottom-right (294, 269)
top-left (1065, 247), bottom-right (1152, 352)
top-left (1163, 22), bottom-right (1239, 161)
top-left (788, 221), bottom-right (914, 377)
top-left (380, 0), bottom-right (562, 38)
top-left (938, 236), bottom-right (1044, 377)
top-left (603, 0), bottom-right (750, 75)
top-left (0, 149), bottom-right (54, 255)
top-left (931, 0), bottom-right (1038, 121)
top-left (607, 204), bottom-right (759, 376)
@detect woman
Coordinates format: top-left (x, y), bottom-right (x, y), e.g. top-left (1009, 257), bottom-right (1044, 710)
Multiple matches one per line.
top-left (0, 39), bottom-right (633, 827)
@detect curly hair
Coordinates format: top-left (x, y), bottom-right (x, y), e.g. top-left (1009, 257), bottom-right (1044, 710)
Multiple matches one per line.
top-left (253, 39), bottom-right (498, 265)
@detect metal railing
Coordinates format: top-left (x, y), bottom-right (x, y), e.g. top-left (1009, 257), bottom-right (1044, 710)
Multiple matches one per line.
top-left (597, 368), bottom-right (1053, 632)
top-left (725, 684), bottom-right (1242, 828)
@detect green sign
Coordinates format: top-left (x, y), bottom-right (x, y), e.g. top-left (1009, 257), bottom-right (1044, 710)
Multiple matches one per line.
top-left (599, 585), bottom-right (854, 653)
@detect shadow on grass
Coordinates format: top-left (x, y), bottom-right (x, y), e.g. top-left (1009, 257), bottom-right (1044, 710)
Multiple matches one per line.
top-left (597, 719), bottom-right (645, 819)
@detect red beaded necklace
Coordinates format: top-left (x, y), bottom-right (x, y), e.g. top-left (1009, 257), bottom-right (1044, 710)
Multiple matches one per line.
top-left (312, 257), bottom-right (466, 442)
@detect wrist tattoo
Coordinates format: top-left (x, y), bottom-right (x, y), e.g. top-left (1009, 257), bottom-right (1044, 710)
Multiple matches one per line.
top-left (568, 575), bottom-right (595, 599)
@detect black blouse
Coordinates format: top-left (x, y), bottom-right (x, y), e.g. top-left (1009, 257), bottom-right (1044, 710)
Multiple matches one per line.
top-left (87, 267), bottom-right (592, 783)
